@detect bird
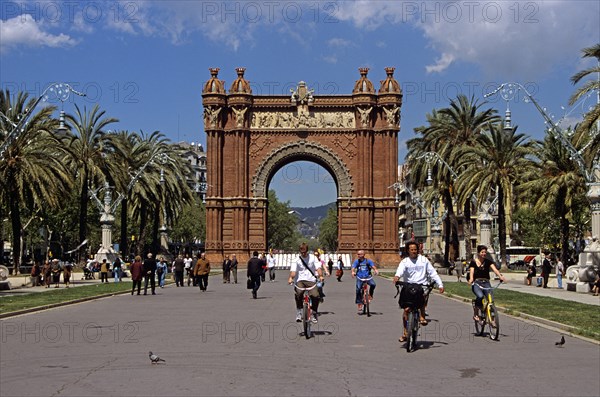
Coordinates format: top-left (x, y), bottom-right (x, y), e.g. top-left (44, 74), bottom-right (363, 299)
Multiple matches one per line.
top-left (149, 351), bottom-right (166, 364)
top-left (555, 335), bottom-right (565, 347)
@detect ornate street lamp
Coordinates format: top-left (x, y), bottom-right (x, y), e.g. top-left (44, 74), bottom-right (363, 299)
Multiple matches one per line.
top-left (89, 152), bottom-right (171, 262)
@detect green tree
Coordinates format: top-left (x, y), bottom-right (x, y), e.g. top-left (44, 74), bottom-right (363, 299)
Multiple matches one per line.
top-left (267, 190), bottom-right (300, 251)
top-left (318, 207), bottom-right (338, 251)
top-left (0, 90), bottom-right (73, 274)
top-left (570, 43), bottom-right (600, 163)
top-left (170, 194), bottom-right (205, 254)
top-left (519, 134), bottom-right (588, 263)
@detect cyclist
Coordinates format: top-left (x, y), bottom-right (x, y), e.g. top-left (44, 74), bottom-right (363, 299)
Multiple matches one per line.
top-left (288, 243), bottom-right (324, 324)
top-left (351, 250), bottom-right (379, 314)
top-left (393, 241), bottom-right (444, 342)
top-left (469, 245), bottom-right (505, 322)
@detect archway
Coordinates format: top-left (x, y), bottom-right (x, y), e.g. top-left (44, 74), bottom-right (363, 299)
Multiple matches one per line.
top-left (202, 67), bottom-right (403, 265)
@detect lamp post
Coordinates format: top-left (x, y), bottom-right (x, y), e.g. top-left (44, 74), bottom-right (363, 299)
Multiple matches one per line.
top-left (0, 83), bottom-right (85, 162)
top-left (388, 181), bottom-right (441, 254)
top-left (486, 82), bottom-right (600, 287)
top-left (410, 151), bottom-right (498, 259)
top-left (89, 152), bottom-right (171, 262)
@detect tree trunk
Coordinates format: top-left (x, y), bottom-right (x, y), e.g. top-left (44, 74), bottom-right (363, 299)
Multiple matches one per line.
top-left (120, 198), bottom-right (128, 260)
top-left (79, 169), bottom-right (89, 261)
top-left (463, 199), bottom-right (472, 261)
top-left (9, 184), bottom-right (22, 275)
top-left (497, 185), bottom-right (508, 271)
top-left (444, 188), bottom-right (458, 265)
top-left (151, 204), bottom-right (160, 255)
top-left (137, 202), bottom-right (148, 256)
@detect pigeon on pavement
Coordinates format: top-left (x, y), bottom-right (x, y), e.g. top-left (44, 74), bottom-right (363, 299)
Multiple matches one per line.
top-left (555, 335), bottom-right (565, 347)
top-left (149, 351), bottom-right (166, 364)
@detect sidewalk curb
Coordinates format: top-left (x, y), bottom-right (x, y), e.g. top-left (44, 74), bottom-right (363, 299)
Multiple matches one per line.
top-left (442, 293), bottom-right (600, 345)
top-left (0, 290), bottom-right (132, 319)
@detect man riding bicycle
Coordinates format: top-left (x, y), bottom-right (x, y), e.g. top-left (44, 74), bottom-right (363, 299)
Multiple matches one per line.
top-left (393, 241), bottom-right (444, 342)
top-left (288, 243), bottom-right (324, 324)
top-left (351, 250), bottom-right (379, 314)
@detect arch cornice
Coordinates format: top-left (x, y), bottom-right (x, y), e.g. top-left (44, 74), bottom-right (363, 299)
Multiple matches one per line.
top-left (251, 140), bottom-right (353, 199)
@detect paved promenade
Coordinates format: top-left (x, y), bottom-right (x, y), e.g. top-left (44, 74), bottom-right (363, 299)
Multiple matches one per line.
top-left (1, 271), bottom-right (599, 396)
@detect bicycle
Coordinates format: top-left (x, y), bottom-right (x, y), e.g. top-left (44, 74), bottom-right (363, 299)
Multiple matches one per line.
top-left (395, 281), bottom-right (435, 352)
top-left (357, 276), bottom-right (373, 317)
top-left (294, 283), bottom-right (318, 339)
top-left (472, 280), bottom-right (502, 341)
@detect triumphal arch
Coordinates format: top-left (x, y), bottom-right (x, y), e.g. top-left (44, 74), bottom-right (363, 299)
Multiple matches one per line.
top-left (201, 67), bottom-right (402, 265)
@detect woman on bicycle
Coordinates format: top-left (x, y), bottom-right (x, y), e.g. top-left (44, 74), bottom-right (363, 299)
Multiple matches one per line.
top-left (393, 241), bottom-right (444, 342)
top-left (469, 245), bottom-right (506, 322)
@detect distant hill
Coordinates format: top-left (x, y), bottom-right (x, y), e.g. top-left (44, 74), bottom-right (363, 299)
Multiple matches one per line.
top-left (291, 202), bottom-right (336, 237)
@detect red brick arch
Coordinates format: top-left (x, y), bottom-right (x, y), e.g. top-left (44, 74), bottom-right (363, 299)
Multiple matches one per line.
top-left (202, 67), bottom-right (403, 265)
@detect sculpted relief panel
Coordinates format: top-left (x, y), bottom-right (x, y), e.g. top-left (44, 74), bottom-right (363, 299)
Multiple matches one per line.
top-left (250, 111), bottom-right (355, 129)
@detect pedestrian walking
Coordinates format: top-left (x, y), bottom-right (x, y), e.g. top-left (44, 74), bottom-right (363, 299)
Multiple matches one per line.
top-left (143, 253), bottom-right (157, 295)
top-left (173, 255), bottom-right (185, 287)
top-left (230, 254), bottom-right (238, 284)
top-left (113, 257), bottom-right (122, 283)
top-left (130, 255), bottom-right (144, 295)
top-left (556, 258), bottom-right (564, 289)
top-left (194, 252), bottom-right (210, 291)
top-left (157, 257), bottom-right (168, 288)
top-left (247, 251), bottom-right (263, 299)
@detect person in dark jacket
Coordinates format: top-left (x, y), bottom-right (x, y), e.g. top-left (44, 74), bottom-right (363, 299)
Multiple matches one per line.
top-left (130, 255), bottom-right (144, 295)
top-left (173, 255), bottom-right (185, 287)
top-left (143, 253), bottom-right (157, 295)
top-left (247, 251), bottom-right (263, 299)
top-left (542, 253), bottom-right (553, 288)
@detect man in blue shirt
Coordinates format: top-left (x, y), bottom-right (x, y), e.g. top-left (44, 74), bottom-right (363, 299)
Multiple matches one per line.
top-left (351, 250), bottom-right (379, 313)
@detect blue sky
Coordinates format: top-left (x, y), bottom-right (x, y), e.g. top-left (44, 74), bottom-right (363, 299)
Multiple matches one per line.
top-left (1, 0), bottom-right (598, 207)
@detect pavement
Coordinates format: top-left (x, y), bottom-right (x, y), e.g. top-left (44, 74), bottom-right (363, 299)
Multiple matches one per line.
top-left (4, 269), bottom-right (598, 305)
top-left (1, 270), bottom-right (599, 397)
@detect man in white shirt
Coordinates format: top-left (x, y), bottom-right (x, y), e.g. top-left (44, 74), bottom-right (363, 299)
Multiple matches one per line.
top-left (184, 254), bottom-right (193, 286)
top-left (288, 243), bottom-right (324, 323)
top-left (266, 251), bottom-right (277, 282)
top-left (393, 241), bottom-right (444, 342)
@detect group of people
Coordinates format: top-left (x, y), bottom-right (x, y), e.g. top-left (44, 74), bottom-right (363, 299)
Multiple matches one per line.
top-left (30, 259), bottom-right (73, 288)
top-left (526, 253), bottom-right (565, 289)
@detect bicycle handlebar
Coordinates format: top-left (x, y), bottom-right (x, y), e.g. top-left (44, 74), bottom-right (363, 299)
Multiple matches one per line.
top-left (473, 280), bottom-right (503, 290)
top-left (357, 276), bottom-right (373, 281)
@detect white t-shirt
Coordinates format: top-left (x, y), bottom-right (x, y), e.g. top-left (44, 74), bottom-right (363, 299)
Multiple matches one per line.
top-left (290, 254), bottom-right (321, 282)
top-left (394, 255), bottom-right (443, 288)
top-left (267, 255), bottom-right (277, 268)
top-left (184, 257), bottom-right (192, 270)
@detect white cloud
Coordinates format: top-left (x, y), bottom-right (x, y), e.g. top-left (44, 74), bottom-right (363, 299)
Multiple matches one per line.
top-left (327, 37), bottom-right (353, 48)
top-left (334, 0), bottom-right (599, 79)
top-left (0, 14), bottom-right (78, 53)
top-left (425, 52), bottom-right (455, 74)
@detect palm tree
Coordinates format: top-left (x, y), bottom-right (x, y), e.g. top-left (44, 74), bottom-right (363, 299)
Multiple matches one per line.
top-left (519, 133), bottom-right (588, 264)
top-left (64, 104), bottom-right (118, 260)
top-left (104, 130), bottom-right (146, 259)
top-left (408, 96), bottom-right (499, 263)
top-left (570, 43), bottom-right (600, 166)
top-left (436, 95), bottom-right (500, 261)
top-left (455, 123), bottom-right (538, 270)
top-left (0, 90), bottom-right (73, 274)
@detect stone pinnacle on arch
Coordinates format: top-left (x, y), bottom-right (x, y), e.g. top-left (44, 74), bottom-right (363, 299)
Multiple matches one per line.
top-left (353, 67), bottom-right (374, 94)
top-left (203, 68), bottom-right (225, 94)
top-left (379, 67), bottom-right (401, 94)
top-left (230, 67), bottom-right (252, 94)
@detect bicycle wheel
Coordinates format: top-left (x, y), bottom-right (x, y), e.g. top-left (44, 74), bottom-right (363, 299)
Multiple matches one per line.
top-left (487, 303), bottom-right (500, 341)
top-left (473, 303), bottom-right (485, 336)
top-left (303, 301), bottom-right (312, 339)
top-left (363, 286), bottom-right (370, 317)
top-left (406, 310), bottom-right (418, 352)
